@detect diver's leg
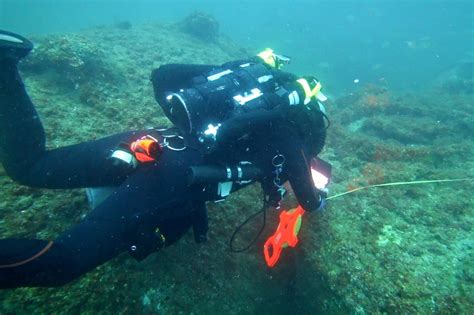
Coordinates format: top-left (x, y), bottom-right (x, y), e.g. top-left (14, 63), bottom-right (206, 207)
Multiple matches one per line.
top-left (13, 130), bottom-right (155, 189)
top-left (0, 212), bottom-right (196, 289)
top-left (0, 216), bottom-right (130, 289)
top-left (0, 30), bottom-right (121, 188)
top-left (0, 32), bottom-right (164, 188)
top-left (0, 239), bottom-right (81, 288)
top-left (0, 61), bottom-right (151, 189)
top-left (0, 200), bottom-right (195, 288)
top-left (0, 127), bottom-right (204, 288)
top-left (0, 31), bottom-right (45, 167)
top-left (0, 161), bottom-right (194, 288)
top-left (0, 177), bottom-right (137, 289)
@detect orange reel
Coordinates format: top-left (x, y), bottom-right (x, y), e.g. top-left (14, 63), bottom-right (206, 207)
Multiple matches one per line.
top-left (263, 205), bottom-right (305, 267)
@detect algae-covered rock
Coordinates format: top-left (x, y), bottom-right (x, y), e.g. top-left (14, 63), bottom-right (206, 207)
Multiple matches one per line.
top-left (23, 34), bottom-right (113, 87)
top-left (432, 61), bottom-right (474, 95)
top-left (177, 11), bottom-right (220, 41)
top-left (311, 82), bottom-right (474, 313)
top-left (113, 20), bottom-right (133, 30)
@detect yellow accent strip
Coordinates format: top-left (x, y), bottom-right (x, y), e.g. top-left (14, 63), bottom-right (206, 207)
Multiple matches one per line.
top-left (293, 215), bottom-right (302, 236)
top-left (257, 48), bottom-right (276, 68)
top-left (312, 82), bottom-right (322, 97)
top-left (297, 79), bottom-right (322, 104)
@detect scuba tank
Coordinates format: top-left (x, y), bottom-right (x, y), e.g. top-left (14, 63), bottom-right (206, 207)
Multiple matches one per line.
top-left (155, 51), bottom-right (327, 152)
top-left (163, 62), bottom-right (278, 138)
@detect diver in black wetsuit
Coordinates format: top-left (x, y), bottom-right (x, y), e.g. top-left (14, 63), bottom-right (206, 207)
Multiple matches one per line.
top-left (0, 30), bottom-right (330, 289)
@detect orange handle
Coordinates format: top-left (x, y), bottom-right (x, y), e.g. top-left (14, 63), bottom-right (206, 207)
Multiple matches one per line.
top-left (264, 235), bottom-right (283, 268)
top-left (263, 205), bottom-right (305, 267)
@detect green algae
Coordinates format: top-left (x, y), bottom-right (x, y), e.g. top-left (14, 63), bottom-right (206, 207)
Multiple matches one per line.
top-left (0, 17), bottom-right (473, 314)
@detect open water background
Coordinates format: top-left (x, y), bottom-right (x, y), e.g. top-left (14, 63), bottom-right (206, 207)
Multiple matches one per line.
top-left (1, 0), bottom-right (472, 95)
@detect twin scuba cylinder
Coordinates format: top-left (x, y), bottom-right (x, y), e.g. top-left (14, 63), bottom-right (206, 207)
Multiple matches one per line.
top-left (161, 57), bottom-right (327, 150)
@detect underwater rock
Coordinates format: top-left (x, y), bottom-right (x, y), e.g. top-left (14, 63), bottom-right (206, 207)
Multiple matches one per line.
top-left (314, 83), bottom-right (474, 314)
top-left (22, 34), bottom-right (111, 87)
top-left (114, 20), bottom-right (133, 30)
top-left (357, 84), bottom-right (392, 111)
top-left (177, 12), bottom-right (220, 41)
top-left (432, 61), bottom-right (473, 94)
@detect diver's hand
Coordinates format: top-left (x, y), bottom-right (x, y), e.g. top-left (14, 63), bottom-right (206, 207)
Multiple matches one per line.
top-left (278, 182), bottom-right (299, 210)
top-left (316, 196), bottom-right (326, 212)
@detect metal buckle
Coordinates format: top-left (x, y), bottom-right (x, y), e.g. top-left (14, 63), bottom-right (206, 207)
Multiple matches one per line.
top-left (272, 154), bottom-right (285, 188)
top-left (272, 154), bottom-right (286, 167)
top-left (162, 134), bottom-right (186, 151)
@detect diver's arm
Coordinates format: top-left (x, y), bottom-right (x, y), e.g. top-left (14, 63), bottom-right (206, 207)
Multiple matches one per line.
top-left (215, 111), bottom-right (280, 147)
top-left (278, 131), bottom-right (324, 212)
top-left (212, 96), bottom-right (288, 152)
top-left (286, 148), bottom-right (323, 212)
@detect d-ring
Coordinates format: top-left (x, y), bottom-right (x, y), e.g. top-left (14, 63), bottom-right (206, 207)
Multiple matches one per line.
top-left (272, 154), bottom-right (285, 167)
top-left (163, 135), bottom-right (186, 151)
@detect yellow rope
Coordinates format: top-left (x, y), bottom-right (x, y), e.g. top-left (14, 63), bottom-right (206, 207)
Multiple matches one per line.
top-left (326, 178), bottom-right (474, 201)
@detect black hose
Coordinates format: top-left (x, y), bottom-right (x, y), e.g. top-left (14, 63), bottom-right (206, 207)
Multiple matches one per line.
top-left (187, 164), bottom-right (262, 186)
top-left (229, 195), bottom-right (268, 253)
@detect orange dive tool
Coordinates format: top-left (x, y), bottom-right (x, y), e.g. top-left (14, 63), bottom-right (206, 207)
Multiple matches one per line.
top-left (130, 135), bottom-right (162, 163)
top-left (264, 205), bottom-right (305, 267)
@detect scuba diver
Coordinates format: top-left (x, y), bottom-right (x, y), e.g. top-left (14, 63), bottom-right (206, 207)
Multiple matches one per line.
top-left (0, 30), bottom-right (330, 288)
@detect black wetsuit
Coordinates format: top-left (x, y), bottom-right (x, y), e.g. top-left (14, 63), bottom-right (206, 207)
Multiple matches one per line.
top-left (0, 59), bottom-right (326, 288)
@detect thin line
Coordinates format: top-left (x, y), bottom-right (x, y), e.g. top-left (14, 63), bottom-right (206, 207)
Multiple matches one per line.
top-left (326, 178), bottom-right (474, 200)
